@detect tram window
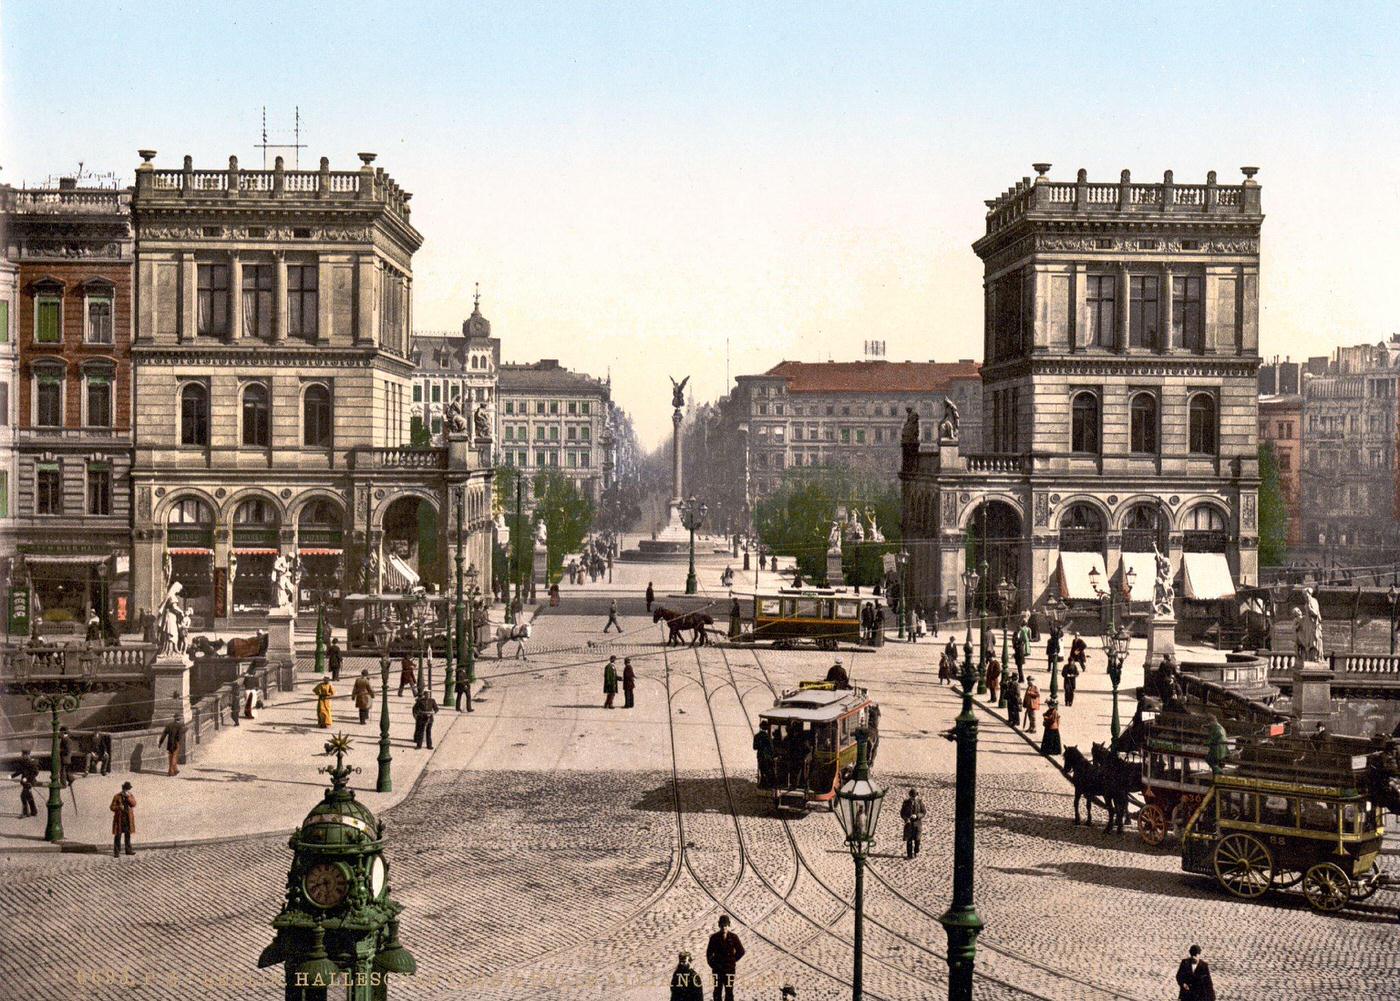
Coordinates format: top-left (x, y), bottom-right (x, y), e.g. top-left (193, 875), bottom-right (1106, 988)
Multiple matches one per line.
top-left (836, 600), bottom-right (858, 618)
top-left (1218, 791), bottom-right (1254, 822)
top-left (759, 598), bottom-right (781, 616)
top-left (795, 598), bottom-right (819, 617)
top-left (781, 599), bottom-right (797, 616)
top-left (1259, 795), bottom-right (1295, 828)
top-left (1299, 800), bottom-right (1337, 831)
top-left (1341, 804), bottom-right (1361, 833)
top-left (816, 726), bottom-right (835, 752)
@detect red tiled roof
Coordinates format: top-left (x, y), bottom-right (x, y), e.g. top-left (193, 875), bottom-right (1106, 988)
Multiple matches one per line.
top-left (760, 360), bottom-right (980, 394)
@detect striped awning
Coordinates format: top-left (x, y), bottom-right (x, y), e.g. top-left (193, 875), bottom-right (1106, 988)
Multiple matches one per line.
top-left (234, 548), bottom-right (279, 556)
top-left (1056, 552), bottom-right (1108, 601)
top-left (1120, 551), bottom-right (1156, 602)
top-left (169, 548), bottom-right (213, 557)
top-left (1183, 552), bottom-right (1235, 601)
top-left (299, 548), bottom-right (343, 557)
top-left (23, 554), bottom-right (108, 565)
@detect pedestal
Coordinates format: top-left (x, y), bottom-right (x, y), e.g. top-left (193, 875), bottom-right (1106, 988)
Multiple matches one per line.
top-left (266, 608), bottom-right (297, 674)
top-left (1291, 658), bottom-right (1335, 730)
top-left (826, 549), bottom-right (844, 587)
top-left (531, 546), bottom-right (547, 604)
top-left (1145, 615), bottom-right (1177, 667)
top-left (150, 652), bottom-right (193, 727)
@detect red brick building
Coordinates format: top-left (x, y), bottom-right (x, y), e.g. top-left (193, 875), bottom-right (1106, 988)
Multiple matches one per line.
top-left (1258, 392), bottom-right (1303, 547)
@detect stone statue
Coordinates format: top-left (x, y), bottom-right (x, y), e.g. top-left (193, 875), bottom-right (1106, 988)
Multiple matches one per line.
top-left (938, 399), bottom-right (960, 441)
top-left (156, 582), bottom-right (185, 657)
top-left (900, 407), bottom-right (920, 446)
top-left (272, 555), bottom-right (297, 612)
top-left (444, 399), bottom-right (469, 434)
top-left (534, 519), bottom-right (549, 548)
top-left (827, 519), bottom-right (843, 552)
top-left (1295, 588), bottom-right (1325, 662)
top-left (669, 375), bottom-right (690, 410)
top-left (1151, 544), bottom-right (1175, 617)
top-left (865, 507), bottom-right (884, 544)
top-left (473, 402), bottom-right (491, 439)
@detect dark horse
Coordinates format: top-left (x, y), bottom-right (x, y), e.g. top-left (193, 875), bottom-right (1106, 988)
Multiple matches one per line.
top-left (1091, 741), bottom-right (1145, 811)
top-left (1062, 745), bottom-right (1133, 833)
top-left (653, 607), bottom-right (714, 647)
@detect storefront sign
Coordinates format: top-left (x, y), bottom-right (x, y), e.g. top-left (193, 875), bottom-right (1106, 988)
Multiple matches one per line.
top-left (8, 588), bottom-right (30, 637)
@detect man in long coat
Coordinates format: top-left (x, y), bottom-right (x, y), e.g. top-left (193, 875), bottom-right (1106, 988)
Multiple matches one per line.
top-left (313, 678), bottom-right (335, 728)
top-left (623, 657), bottom-right (637, 709)
top-left (158, 718), bottom-right (184, 776)
top-left (603, 656), bottom-right (619, 709)
top-left (646, 582), bottom-right (655, 612)
top-left (899, 788), bottom-right (926, 859)
top-left (753, 722), bottom-right (774, 787)
top-left (397, 654), bottom-right (417, 697)
top-left (705, 915), bottom-right (746, 1001)
top-left (412, 689), bottom-right (439, 749)
top-left (352, 669), bottom-right (375, 724)
top-left (110, 781), bottom-right (136, 857)
top-left (327, 637), bottom-right (343, 681)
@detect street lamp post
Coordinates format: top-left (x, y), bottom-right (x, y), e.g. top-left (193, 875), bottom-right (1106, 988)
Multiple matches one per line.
top-left (374, 622), bottom-right (393, 793)
top-left (960, 562), bottom-right (981, 694)
top-left (1388, 585), bottom-right (1398, 657)
top-left (508, 470), bottom-right (525, 624)
top-left (835, 730), bottom-right (885, 1001)
top-left (679, 495), bottom-right (707, 595)
top-left (1040, 598), bottom-right (1067, 756)
top-left (447, 484), bottom-right (466, 705)
top-left (896, 550), bottom-right (908, 641)
top-left (1089, 567), bottom-right (1131, 751)
top-left (940, 606), bottom-right (983, 1001)
top-left (976, 559), bottom-right (989, 694)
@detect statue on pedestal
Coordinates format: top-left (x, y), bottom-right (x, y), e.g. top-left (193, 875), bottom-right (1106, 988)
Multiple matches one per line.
top-left (272, 555), bottom-right (297, 612)
top-left (473, 402), bottom-right (492, 439)
top-left (1293, 589), bottom-right (1325, 663)
top-left (900, 407), bottom-right (920, 446)
top-left (1151, 545), bottom-right (1175, 618)
top-left (827, 519), bottom-right (842, 553)
top-left (534, 519), bottom-right (549, 549)
top-left (938, 399), bottom-right (960, 441)
top-left (669, 375), bottom-right (690, 411)
top-left (156, 582), bottom-right (186, 657)
top-left (444, 399), bottom-right (469, 434)
top-left (865, 506), bottom-right (884, 544)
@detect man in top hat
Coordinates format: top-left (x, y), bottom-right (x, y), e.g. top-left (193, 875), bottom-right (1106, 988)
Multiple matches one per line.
top-left (705, 915), bottom-right (745, 1001)
top-left (110, 781), bottom-right (136, 857)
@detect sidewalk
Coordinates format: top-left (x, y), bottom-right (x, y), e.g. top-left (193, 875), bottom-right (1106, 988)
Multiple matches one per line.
top-left (0, 663), bottom-right (483, 855)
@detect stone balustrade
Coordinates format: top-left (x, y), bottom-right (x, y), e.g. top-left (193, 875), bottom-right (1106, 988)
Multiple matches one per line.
top-left (1, 643), bottom-right (157, 682)
top-left (1266, 651), bottom-right (1400, 684)
top-left (2, 186), bottom-right (130, 214)
top-left (962, 452), bottom-right (1032, 474)
top-left (348, 445), bottom-right (448, 471)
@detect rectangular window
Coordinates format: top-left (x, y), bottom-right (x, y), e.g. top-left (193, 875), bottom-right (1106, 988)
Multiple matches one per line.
top-left (0, 381), bottom-right (7, 426)
top-left (580, 450), bottom-right (590, 467)
top-left (504, 452), bottom-right (514, 466)
top-left (549, 401), bottom-right (559, 415)
top-left (1277, 452), bottom-right (1291, 472)
top-left (581, 427), bottom-right (590, 441)
top-left (773, 426), bottom-right (785, 443)
top-left (840, 428), bottom-right (850, 444)
top-left (0, 470), bottom-right (7, 518)
top-left (86, 465), bottom-right (112, 516)
top-left (567, 426), bottom-right (577, 440)
top-left (288, 264), bottom-right (319, 340)
top-left (535, 449), bottom-right (546, 466)
top-left (36, 465), bottom-right (62, 515)
top-left (431, 384), bottom-right (441, 403)
top-left (0, 300), bottom-right (8, 342)
top-left (197, 264), bottom-right (230, 336)
top-left (1173, 276), bottom-right (1204, 351)
top-left (536, 401), bottom-right (545, 414)
top-left (241, 265), bottom-right (274, 339)
top-left (36, 375), bottom-right (62, 427)
top-left (856, 429), bottom-right (866, 444)
top-left (1129, 275), bottom-right (1159, 349)
top-left (517, 451), bottom-right (527, 467)
top-left (1085, 274), bottom-right (1116, 347)
top-left (413, 384), bottom-right (422, 402)
top-left (535, 426), bottom-right (545, 441)
top-left (86, 298), bottom-right (114, 344)
top-left (505, 401), bottom-right (514, 414)
top-left (568, 401), bottom-right (577, 415)
top-left (36, 297), bottom-right (61, 342)
top-left (86, 374), bottom-right (112, 427)
top-left (581, 402), bottom-right (590, 414)
top-left (548, 426), bottom-right (558, 441)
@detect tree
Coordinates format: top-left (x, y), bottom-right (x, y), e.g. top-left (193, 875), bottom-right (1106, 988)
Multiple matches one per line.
top-left (409, 415), bottom-right (433, 448)
top-left (753, 464), bottom-right (901, 585)
top-left (530, 468), bottom-right (596, 578)
top-left (1258, 442), bottom-right (1290, 566)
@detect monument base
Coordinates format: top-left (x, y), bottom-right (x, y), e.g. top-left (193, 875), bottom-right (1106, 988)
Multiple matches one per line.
top-left (826, 550), bottom-right (844, 587)
top-left (150, 652), bottom-right (193, 727)
top-left (266, 609), bottom-right (297, 673)
top-left (622, 503), bottom-right (694, 561)
top-left (531, 546), bottom-right (548, 603)
top-left (1291, 659), bottom-right (1336, 730)
top-left (1145, 615), bottom-right (1177, 666)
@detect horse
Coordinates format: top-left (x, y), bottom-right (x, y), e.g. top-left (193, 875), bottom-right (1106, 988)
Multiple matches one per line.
top-left (188, 636), bottom-right (225, 659)
top-left (653, 607), bottom-right (713, 647)
top-left (227, 631), bottom-right (269, 659)
top-left (1091, 741), bottom-right (1145, 811)
top-left (1062, 745), bottom-right (1132, 833)
top-left (494, 621), bottom-right (532, 660)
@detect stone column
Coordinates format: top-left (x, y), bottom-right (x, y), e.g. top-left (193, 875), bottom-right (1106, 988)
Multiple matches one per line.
top-left (1160, 264), bottom-right (1174, 352)
top-left (671, 408), bottom-right (683, 506)
top-left (179, 252), bottom-right (197, 342)
top-left (826, 546), bottom-right (844, 588)
top-left (228, 251), bottom-right (243, 342)
top-left (273, 251), bottom-right (288, 343)
top-left (1117, 264), bottom-right (1131, 351)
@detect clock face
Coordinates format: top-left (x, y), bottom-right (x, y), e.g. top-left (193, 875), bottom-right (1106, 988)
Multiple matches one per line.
top-left (303, 862), bottom-right (350, 909)
top-left (369, 856), bottom-right (386, 899)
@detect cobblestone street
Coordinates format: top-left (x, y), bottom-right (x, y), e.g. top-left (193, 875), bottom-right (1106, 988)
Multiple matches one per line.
top-left (2, 589), bottom-right (1397, 1000)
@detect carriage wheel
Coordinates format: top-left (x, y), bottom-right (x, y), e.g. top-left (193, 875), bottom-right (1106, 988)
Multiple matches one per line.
top-left (1137, 804), bottom-right (1169, 847)
top-left (1352, 863), bottom-right (1382, 901)
top-left (1302, 862), bottom-right (1351, 913)
top-left (1271, 867), bottom-right (1304, 889)
top-left (1213, 834), bottom-right (1273, 898)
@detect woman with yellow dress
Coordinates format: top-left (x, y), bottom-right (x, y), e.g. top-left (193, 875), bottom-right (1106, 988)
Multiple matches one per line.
top-left (313, 678), bottom-right (335, 728)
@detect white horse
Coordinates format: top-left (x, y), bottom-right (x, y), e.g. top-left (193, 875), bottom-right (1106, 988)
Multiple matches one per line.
top-left (494, 621), bottom-right (532, 660)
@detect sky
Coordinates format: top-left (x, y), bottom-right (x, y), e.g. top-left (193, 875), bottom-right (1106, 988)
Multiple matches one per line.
top-left (4, 0), bottom-right (1398, 448)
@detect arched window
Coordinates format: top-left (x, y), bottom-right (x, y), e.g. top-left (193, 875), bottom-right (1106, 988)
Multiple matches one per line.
top-left (1189, 394), bottom-right (1217, 454)
top-left (1183, 504), bottom-right (1227, 532)
top-left (1070, 392), bottom-right (1100, 454)
top-left (303, 384), bottom-right (332, 447)
top-left (242, 383), bottom-right (270, 447)
top-left (1130, 393), bottom-right (1158, 454)
top-left (180, 383), bottom-right (209, 446)
top-left (1059, 502), bottom-right (1106, 553)
top-left (168, 496), bottom-right (212, 525)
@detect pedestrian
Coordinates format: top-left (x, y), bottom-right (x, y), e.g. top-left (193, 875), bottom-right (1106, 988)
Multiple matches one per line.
top-left (771, 726), bottom-right (789, 787)
top-left (604, 598), bottom-right (622, 633)
top-left (646, 581), bottom-right (655, 612)
top-left (85, 731), bottom-right (112, 775)
top-left (110, 781), bottom-right (136, 857)
top-left (243, 676), bottom-right (265, 719)
top-left (899, 787), bottom-right (926, 859)
top-left (937, 650), bottom-right (952, 685)
top-left (1022, 677), bottom-right (1041, 732)
top-left (328, 636), bottom-right (343, 681)
top-left (1046, 621), bottom-right (1063, 665)
top-left (788, 724), bottom-right (813, 792)
top-left (1002, 675), bottom-right (1021, 730)
top-left (944, 637), bottom-right (958, 674)
top-left (397, 654), bottom-right (416, 697)
top-left (58, 726), bottom-right (74, 787)
top-left (11, 749), bottom-right (39, 817)
top-left (158, 718), bottom-right (183, 776)
top-left (753, 721), bottom-right (774, 787)
top-left (412, 689), bottom-right (439, 749)
top-left (728, 596), bottom-right (742, 640)
top-left (1061, 657), bottom-right (1080, 707)
top-left (623, 657), bottom-right (636, 709)
top-left (825, 659), bottom-right (849, 689)
top-left (705, 915), bottom-right (745, 1001)
top-left (1069, 632), bottom-right (1088, 673)
top-left (670, 951), bottom-right (705, 1001)
top-left (985, 655), bottom-right (1002, 704)
top-left (455, 670), bottom-right (474, 712)
top-left (603, 656), bottom-right (619, 709)
top-left (860, 602), bottom-right (875, 645)
top-left (352, 669), bottom-right (375, 724)
top-left (1013, 614), bottom-right (1031, 680)
top-left (1043, 702), bottom-right (1061, 743)
top-left (1176, 945), bottom-right (1216, 1001)
top-left (313, 676), bottom-right (335, 728)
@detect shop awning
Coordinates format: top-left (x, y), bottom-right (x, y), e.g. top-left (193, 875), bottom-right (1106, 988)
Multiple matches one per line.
top-left (1183, 552), bottom-right (1235, 601)
top-left (385, 553), bottom-right (420, 590)
top-left (234, 548), bottom-right (279, 556)
top-left (1121, 551), bottom-right (1156, 602)
top-left (169, 548), bottom-right (213, 557)
top-left (22, 554), bottom-right (108, 565)
top-left (299, 548), bottom-right (343, 557)
top-left (1056, 552), bottom-right (1108, 601)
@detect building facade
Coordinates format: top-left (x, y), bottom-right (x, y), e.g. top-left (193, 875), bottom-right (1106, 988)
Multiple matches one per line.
top-left (129, 152), bottom-right (492, 625)
top-left (409, 292), bottom-right (500, 441)
top-left (0, 214), bottom-right (17, 577)
top-left (2, 180), bottom-right (134, 631)
top-left (496, 359), bottom-right (613, 503)
top-left (1258, 391), bottom-right (1303, 548)
top-left (902, 166), bottom-right (1264, 624)
top-left (1298, 337), bottom-right (1400, 561)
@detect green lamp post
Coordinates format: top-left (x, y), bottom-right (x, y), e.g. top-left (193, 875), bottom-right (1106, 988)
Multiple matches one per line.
top-left (1091, 565), bottom-right (1134, 752)
top-left (960, 561), bottom-right (985, 695)
top-left (1040, 598), bottom-right (1067, 757)
top-left (940, 615), bottom-right (983, 1001)
top-left (679, 495), bottom-right (707, 595)
top-left (313, 599), bottom-right (327, 675)
top-left (996, 576), bottom-right (1016, 707)
top-left (835, 730), bottom-right (885, 1001)
top-left (259, 734), bottom-right (416, 999)
top-left (33, 688), bottom-right (83, 843)
top-left (373, 622), bottom-right (393, 794)
top-left (453, 486), bottom-right (468, 696)
top-left (463, 566), bottom-right (479, 688)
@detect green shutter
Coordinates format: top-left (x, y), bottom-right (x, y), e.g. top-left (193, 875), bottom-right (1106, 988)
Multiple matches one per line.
top-left (0, 301), bottom-right (9, 343)
top-left (86, 372), bottom-right (111, 386)
top-left (0, 471), bottom-right (8, 518)
top-left (37, 300), bottom-right (60, 342)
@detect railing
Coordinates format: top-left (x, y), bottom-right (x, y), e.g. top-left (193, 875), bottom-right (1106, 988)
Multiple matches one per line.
top-left (6, 188), bottom-right (130, 214)
top-left (2, 643), bottom-right (157, 681)
top-left (1267, 652), bottom-right (1400, 680)
top-left (963, 452), bottom-right (1031, 474)
top-left (349, 446), bottom-right (448, 470)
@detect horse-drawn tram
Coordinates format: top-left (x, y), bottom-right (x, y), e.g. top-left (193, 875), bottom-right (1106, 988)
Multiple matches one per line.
top-left (1180, 735), bottom-right (1393, 913)
top-left (342, 593), bottom-right (450, 654)
top-left (758, 683), bottom-right (878, 813)
top-left (738, 587), bottom-right (883, 650)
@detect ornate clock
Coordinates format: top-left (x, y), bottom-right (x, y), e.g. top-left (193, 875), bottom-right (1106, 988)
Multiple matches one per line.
top-left (304, 862), bottom-right (349, 908)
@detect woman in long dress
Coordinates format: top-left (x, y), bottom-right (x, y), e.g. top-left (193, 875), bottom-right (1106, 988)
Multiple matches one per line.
top-left (313, 678), bottom-right (335, 728)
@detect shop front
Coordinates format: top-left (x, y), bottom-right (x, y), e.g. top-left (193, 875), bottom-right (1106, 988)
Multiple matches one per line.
top-left (297, 499), bottom-right (345, 622)
top-left (231, 498), bottom-right (279, 613)
top-left (166, 496), bottom-right (216, 627)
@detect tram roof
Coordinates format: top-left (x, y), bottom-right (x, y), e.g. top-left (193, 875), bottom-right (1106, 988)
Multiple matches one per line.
top-left (760, 686), bottom-right (870, 723)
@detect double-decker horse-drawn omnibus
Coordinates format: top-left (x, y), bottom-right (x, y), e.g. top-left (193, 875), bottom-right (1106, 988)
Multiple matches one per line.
top-left (758, 683), bottom-right (879, 813)
top-left (1181, 733), bottom-right (1396, 913)
top-left (737, 587), bottom-right (883, 650)
top-left (342, 593), bottom-right (450, 655)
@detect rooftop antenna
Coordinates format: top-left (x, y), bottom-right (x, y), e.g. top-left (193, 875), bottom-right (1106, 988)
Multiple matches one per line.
top-left (257, 106), bottom-right (306, 169)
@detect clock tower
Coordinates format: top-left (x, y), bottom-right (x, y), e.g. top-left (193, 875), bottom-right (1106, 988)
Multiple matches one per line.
top-left (259, 735), bottom-right (416, 1000)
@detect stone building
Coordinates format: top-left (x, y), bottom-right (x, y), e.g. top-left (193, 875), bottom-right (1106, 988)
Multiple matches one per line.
top-left (128, 151), bottom-right (492, 625)
top-left (1258, 391), bottom-right (1303, 548)
top-left (409, 289), bottom-right (500, 441)
top-left (1299, 336), bottom-right (1400, 561)
top-left (901, 165), bottom-right (1264, 627)
top-left (0, 215), bottom-right (16, 579)
top-left (496, 359), bottom-right (613, 504)
top-left (1, 180), bottom-right (134, 630)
